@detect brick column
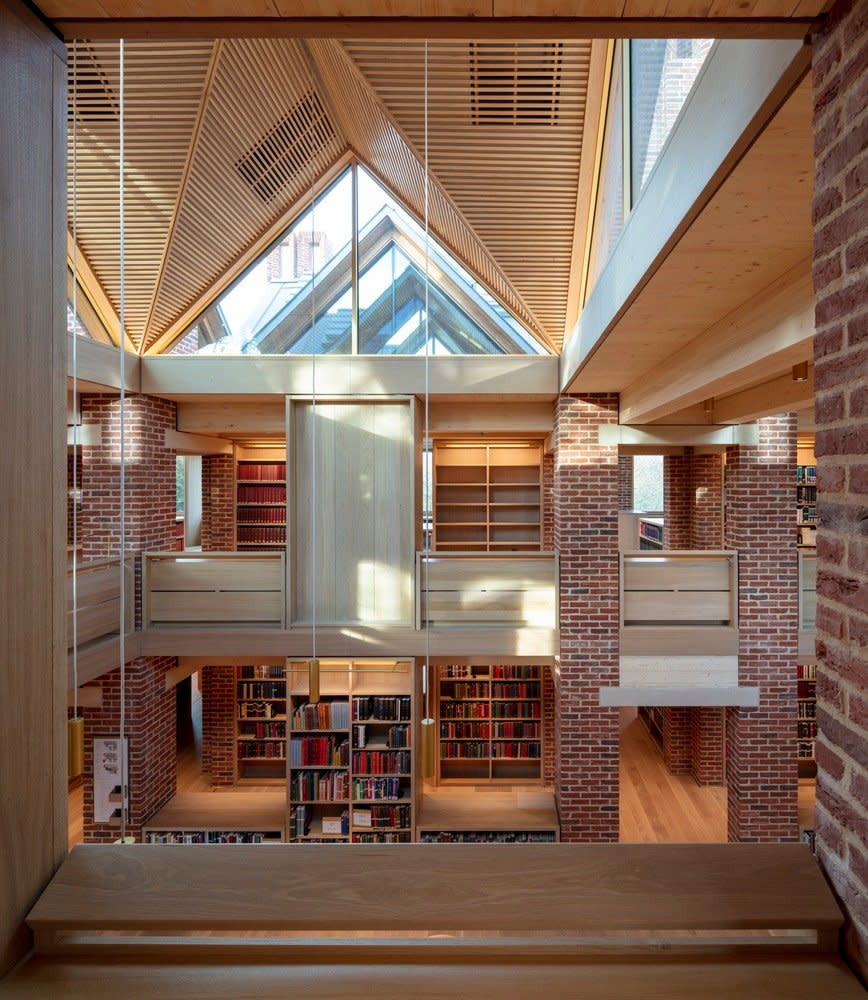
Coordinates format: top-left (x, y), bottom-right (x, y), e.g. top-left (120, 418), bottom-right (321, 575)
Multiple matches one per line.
top-left (690, 707), bottom-right (726, 785)
top-left (553, 394), bottom-right (620, 841)
top-left (724, 414), bottom-right (799, 842)
top-left (201, 454), bottom-right (236, 551)
top-left (201, 665), bottom-right (236, 786)
top-left (663, 452), bottom-right (692, 549)
top-left (80, 657), bottom-right (177, 843)
top-left (617, 455), bottom-right (633, 511)
top-left (77, 393), bottom-right (179, 839)
top-left (663, 707), bottom-right (692, 774)
top-left (541, 449), bottom-right (554, 551)
top-left (812, 0), bottom-right (868, 976)
top-left (691, 452), bottom-right (724, 549)
top-left (542, 665), bottom-right (556, 786)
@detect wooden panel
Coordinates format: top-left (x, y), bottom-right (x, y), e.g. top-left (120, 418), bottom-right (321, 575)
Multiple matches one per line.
top-left (148, 557), bottom-right (282, 592)
top-left (624, 591), bottom-right (732, 624)
top-left (149, 591), bottom-right (283, 624)
top-left (0, 0), bottom-right (67, 975)
top-left (68, 560), bottom-right (120, 611)
top-left (425, 556), bottom-right (554, 591)
top-left (69, 598), bottom-right (121, 647)
top-left (623, 557), bottom-right (731, 592)
top-left (620, 626), bottom-right (739, 657)
top-left (619, 655), bottom-right (739, 688)
top-left (291, 399), bottom-right (415, 626)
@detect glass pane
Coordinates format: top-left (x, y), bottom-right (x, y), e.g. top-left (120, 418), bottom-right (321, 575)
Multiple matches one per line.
top-left (174, 169), bottom-right (353, 354)
top-left (630, 39), bottom-right (714, 200)
top-left (633, 455), bottom-right (664, 512)
top-left (357, 167), bottom-right (544, 355)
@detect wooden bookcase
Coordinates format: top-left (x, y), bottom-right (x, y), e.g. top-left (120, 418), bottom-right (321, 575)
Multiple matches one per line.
top-left (437, 664), bottom-right (544, 783)
top-left (288, 659), bottom-right (414, 843)
top-left (433, 442), bottom-right (542, 552)
top-left (236, 663), bottom-right (287, 782)
top-left (797, 662), bottom-right (817, 779)
top-left (236, 457), bottom-right (287, 550)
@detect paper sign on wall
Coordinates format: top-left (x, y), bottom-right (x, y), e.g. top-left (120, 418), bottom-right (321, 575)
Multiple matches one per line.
top-left (93, 736), bottom-right (129, 824)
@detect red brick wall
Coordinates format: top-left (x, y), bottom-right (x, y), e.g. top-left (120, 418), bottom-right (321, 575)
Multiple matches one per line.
top-left (542, 449), bottom-right (554, 551)
top-left (201, 665), bottom-right (236, 786)
top-left (80, 656), bottom-right (177, 842)
top-left (618, 455), bottom-right (634, 511)
top-left (663, 707), bottom-right (692, 774)
top-left (724, 414), bottom-right (799, 842)
top-left (553, 393), bottom-right (620, 841)
top-left (812, 0), bottom-right (868, 976)
top-left (543, 664), bottom-right (556, 786)
top-left (201, 454), bottom-right (236, 551)
top-left (663, 452), bottom-right (692, 549)
top-left (690, 707), bottom-right (725, 786)
top-left (691, 452), bottom-right (724, 549)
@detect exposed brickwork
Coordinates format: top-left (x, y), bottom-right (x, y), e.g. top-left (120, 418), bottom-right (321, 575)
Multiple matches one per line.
top-left (80, 394), bottom-right (178, 623)
top-left (542, 449), bottom-right (554, 551)
top-left (201, 665), bottom-right (236, 786)
top-left (553, 393), bottom-right (620, 841)
top-left (168, 328), bottom-right (199, 355)
top-left (690, 707), bottom-right (726, 786)
top-left (663, 452), bottom-right (692, 549)
top-left (663, 707), bottom-right (692, 774)
top-left (691, 452), bottom-right (724, 549)
top-left (543, 663), bottom-right (556, 786)
top-left (201, 454), bottom-right (236, 551)
top-left (67, 450), bottom-right (82, 549)
top-left (80, 656), bottom-right (177, 842)
top-left (812, 0), bottom-right (868, 976)
top-left (724, 414), bottom-right (799, 843)
top-left (617, 455), bottom-right (634, 511)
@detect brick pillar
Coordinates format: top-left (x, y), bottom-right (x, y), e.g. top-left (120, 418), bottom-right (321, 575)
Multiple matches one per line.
top-left (201, 665), bottom-right (236, 786)
top-left (663, 707), bottom-right (692, 774)
top-left (812, 0), bottom-right (868, 976)
top-left (663, 451), bottom-right (691, 549)
top-left (202, 454), bottom-right (236, 551)
top-left (691, 452), bottom-right (724, 549)
top-left (690, 707), bottom-right (726, 785)
top-left (78, 393), bottom-right (179, 839)
top-left (553, 394), bottom-right (620, 841)
top-left (81, 657), bottom-right (177, 843)
top-left (543, 665), bottom-right (556, 786)
top-left (542, 449), bottom-right (554, 551)
top-left (724, 414), bottom-right (799, 842)
top-left (617, 455), bottom-right (633, 511)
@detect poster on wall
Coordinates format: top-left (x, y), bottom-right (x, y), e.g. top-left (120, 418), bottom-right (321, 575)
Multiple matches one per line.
top-left (93, 736), bottom-right (129, 824)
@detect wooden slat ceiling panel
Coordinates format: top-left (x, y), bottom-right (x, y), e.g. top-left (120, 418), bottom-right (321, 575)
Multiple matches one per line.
top-left (308, 39), bottom-right (553, 349)
top-left (143, 38), bottom-right (348, 351)
top-left (342, 39), bottom-right (591, 347)
top-left (68, 41), bottom-right (215, 348)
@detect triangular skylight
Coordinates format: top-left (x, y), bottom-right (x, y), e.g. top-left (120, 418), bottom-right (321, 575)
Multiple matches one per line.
top-left (168, 165), bottom-right (547, 356)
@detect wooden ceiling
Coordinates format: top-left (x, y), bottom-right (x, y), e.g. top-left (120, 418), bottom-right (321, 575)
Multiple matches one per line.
top-left (70, 38), bottom-right (597, 354)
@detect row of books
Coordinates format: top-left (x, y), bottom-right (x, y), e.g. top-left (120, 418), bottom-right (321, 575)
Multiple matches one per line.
top-left (237, 525), bottom-right (286, 543)
top-left (145, 831), bottom-right (280, 844)
top-left (352, 832), bottom-right (411, 843)
top-left (798, 740), bottom-right (816, 758)
top-left (491, 664), bottom-right (539, 679)
top-left (289, 737), bottom-right (350, 767)
top-left (798, 721), bottom-right (818, 739)
top-left (238, 680), bottom-right (284, 699)
top-left (352, 776), bottom-right (406, 800)
top-left (352, 724), bottom-right (410, 748)
top-left (440, 664), bottom-right (479, 678)
top-left (492, 701), bottom-right (541, 719)
top-left (493, 721), bottom-right (539, 738)
top-left (441, 740), bottom-right (489, 759)
top-left (440, 721), bottom-right (491, 739)
top-left (291, 769), bottom-right (349, 802)
top-left (797, 702), bottom-right (817, 720)
top-left (419, 831), bottom-right (556, 843)
top-left (352, 695), bottom-right (411, 722)
top-left (238, 721), bottom-right (285, 738)
top-left (238, 700), bottom-right (283, 719)
top-left (351, 750), bottom-right (411, 774)
top-left (795, 465), bottom-right (817, 482)
top-left (292, 700), bottom-right (349, 730)
top-left (442, 682), bottom-right (488, 698)
top-left (797, 679), bottom-right (816, 699)
top-left (239, 664), bottom-right (285, 680)
top-left (796, 506), bottom-right (818, 524)
top-left (798, 663), bottom-right (816, 680)
top-left (796, 485), bottom-right (817, 502)
top-left (440, 700), bottom-right (489, 719)
top-left (492, 741), bottom-right (541, 759)
top-left (237, 484), bottom-right (286, 503)
top-left (237, 507), bottom-right (286, 523)
top-left (491, 682), bottom-right (539, 698)
top-left (237, 740), bottom-right (285, 759)
top-left (353, 805), bottom-right (411, 829)
top-left (238, 462), bottom-right (286, 481)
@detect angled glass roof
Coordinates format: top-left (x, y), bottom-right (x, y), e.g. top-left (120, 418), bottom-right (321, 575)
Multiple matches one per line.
top-left (169, 164), bottom-right (547, 356)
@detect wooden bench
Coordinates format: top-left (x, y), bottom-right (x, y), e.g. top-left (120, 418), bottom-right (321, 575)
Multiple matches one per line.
top-left (1, 843), bottom-right (863, 999)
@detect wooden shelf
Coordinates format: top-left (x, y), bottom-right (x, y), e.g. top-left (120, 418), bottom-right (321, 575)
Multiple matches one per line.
top-left (433, 442), bottom-right (542, 553)
top-left (236, 664), bottom-right (287, 783)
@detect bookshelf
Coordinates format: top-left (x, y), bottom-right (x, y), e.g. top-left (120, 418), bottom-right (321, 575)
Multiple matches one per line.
top-left (437, 664), bottom-right (544, 784)
top-left (797, 662), bottom-right (817, 779)
top-left (288, 659), bottom-right (414, 843)
top-left (236, 458), bottom-right (287, 550)
top-left (142, 791), bottom-right (286, 843)
top-left (236, 663), bottom-right (287, 782)
top-left (638, 705), bottom-right (664, 748)
top-left (796, 437), bottom-right (817, 547)
top-left (433, 442), bottom-right (542, 553)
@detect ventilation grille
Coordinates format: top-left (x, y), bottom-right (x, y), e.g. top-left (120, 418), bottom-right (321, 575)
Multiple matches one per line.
top-left (237, 92), bottom-right (336, 203)
top-left (469, 42), bottom-right (564, 126)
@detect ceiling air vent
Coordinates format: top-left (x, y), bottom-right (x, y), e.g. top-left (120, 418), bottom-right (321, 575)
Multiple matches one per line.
top-left (236, 92), bottom-right (336, 204)
top-left (469, 42), bottom-right (564, 126)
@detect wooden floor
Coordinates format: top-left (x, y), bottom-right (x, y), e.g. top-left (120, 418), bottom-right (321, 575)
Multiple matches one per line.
top-left (67, 715), bottom-right (817, 847)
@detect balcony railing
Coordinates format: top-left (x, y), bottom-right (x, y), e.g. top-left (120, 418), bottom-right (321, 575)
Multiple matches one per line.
top-left (67, 557), bottom-right (134, 650)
